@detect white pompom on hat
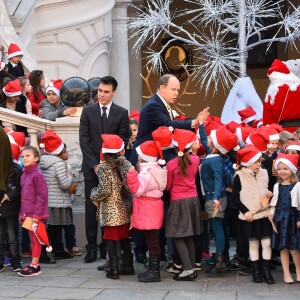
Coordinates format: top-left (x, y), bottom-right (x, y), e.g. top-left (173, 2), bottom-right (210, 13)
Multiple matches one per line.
top-left (210, 127), bottom-right (240, 154)
top-left (275, 153), bottom-right (299, 174)
top-left (40, 130), bottom-right (64, 155)
top-left (236, 144), bottom-right (262, 167)
top-left (46, 79), bottom-right (62, 97)
top-left (136, 140), bottom-right (165, 165)
top-left (172, 128), bottom-right (197, 157)
top-left (101, 134), bottom-right (124, 154)
top-left (7, 43), bottom-right (23, 59)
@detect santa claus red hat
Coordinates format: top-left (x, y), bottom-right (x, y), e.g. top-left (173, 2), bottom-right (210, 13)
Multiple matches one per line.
top-left (285, 142), bottom-right (300, 153)
top-left (101, 134), bottom-right (124, 153)
top-left (267, 59), bottom-right (290, 76)
top-left (211, 128), bottom-right (240, 154)
top-left (172, 129), bottom-right (197, 157)
top-left (40, 130), bottom-right (64, 155)
top-left (136, 141), bottom-right (165, 164)
top-left (238, 106), bottom-right (256, 123)
top-left (5, 129), bottom-right (25, 161)
top-left (129, 110), bottom-right (140, 122)
top-left (174, 114), bottom-right (187, 121)
top-left (99, 150), bottom-right (105, 162)
top-left (204, 121), bottom-right (222, 136)
top-left (152, 126), bottom-right (173, 149)
top-left (34, 221), bottom-right (52, 252)
top-left (275, 153), bottom-right (299, 174)
top-left (206, 115), bottom-right (222, 125)
top-left (236, 126), bottom-right (255, 147)
top-left (7, 43), bottom-right (23, 60)
top-left (226, 121), bottom-right (241, 134)
top-left (245, 131), bottom-right (270, 152)
top-left (259, 126), bottom-right (280, 141)
top-left (236, 144), bottom-right (262, 167)
top-left (252, 118), bottom-right (263, 128)
top-left (46, 79), bottom-right (62, 97)
top-left (2, 79), bottom-right (21, 97)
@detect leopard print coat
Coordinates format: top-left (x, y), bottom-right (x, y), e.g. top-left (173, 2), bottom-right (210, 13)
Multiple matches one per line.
top-left (90, 156), bottom-right (132, 227)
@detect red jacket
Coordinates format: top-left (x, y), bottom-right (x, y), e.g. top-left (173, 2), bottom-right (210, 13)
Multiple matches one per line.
top-left (27, 90), bottom-right (45, 116)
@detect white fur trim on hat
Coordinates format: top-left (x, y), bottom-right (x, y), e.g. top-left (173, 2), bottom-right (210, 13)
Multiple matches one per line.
top-left (285, 144), bottom-right (300, 152)
top-left (240, 152), bottom-right (262, 167)
top-left (44, 140), bottom-right (64, 155)
top-left (136, 145), bottom-right (157, 162)
top-left (46, 84), bottom-right (60, 97)
top-left (242, 115), bottom-right (256, 124)
top-left (269, 133), bottom-right (279, 141)
top-left (102, 142), bottom-right (124, 154)
top-left (7, 51), bottom-right (23, 60)
top-left (210, 130), bottom-right (228, 154)
top-left (275, 158), bottom-right (297, 174)
top-left (236, 127), bottom-right (245, 147)
top-left (2, 87), bottom-right (21, 97)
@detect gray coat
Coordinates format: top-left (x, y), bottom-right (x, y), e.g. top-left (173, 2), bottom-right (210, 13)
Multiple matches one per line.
top-left (42, 100), bottom-right (67, 121)
top-left (39, 155), bottom-right (73, 208)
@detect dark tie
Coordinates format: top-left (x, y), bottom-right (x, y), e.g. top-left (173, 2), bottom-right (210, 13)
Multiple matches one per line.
top-left (102, 106), bottom-right (108, 132)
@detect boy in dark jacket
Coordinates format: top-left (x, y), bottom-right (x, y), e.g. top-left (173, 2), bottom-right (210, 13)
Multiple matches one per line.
top-left (0, 158), bottom-right (23, 272)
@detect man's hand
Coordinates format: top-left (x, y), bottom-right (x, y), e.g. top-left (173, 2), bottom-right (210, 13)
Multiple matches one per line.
top-left (197, 107), bottom-right (210, 125)
top-left (245, 211), bottom-right (253, 222)
top-left (1, 194), bottom-right (9, 204)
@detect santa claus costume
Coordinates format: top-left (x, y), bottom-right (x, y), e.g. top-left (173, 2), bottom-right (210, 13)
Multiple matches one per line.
top-left (263, 59), bottom-right (300, 133)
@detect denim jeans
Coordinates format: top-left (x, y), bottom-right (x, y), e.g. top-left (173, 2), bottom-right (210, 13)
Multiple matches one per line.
top-left (0, 215), bottom-right (21, 264)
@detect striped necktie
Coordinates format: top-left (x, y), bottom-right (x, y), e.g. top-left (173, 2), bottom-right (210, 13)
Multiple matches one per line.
top-left (166, 104), bottom-right (173, 120)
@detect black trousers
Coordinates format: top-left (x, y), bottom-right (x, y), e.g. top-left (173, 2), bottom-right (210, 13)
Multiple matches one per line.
top-left (83, 171), bottom-right (106, 253)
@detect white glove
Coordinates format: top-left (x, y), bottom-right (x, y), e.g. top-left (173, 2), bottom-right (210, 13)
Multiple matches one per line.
top-left (32, 222), bottom-right (38, 233)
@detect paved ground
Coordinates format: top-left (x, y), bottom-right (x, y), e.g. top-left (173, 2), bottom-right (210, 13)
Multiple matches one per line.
top-left (0, 251), bottom-right (299, 300)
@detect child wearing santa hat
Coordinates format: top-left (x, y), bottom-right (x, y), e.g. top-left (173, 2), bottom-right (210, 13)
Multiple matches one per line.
top-left (269, 153), bottom-right (300, 284)
top-left (198, 107), bottom-right (240, 274)
top-left (0, 129), bottom-right (25, 273)
top-left (6, 43), bottom-right (25, 77)
top-left (18, 146), bottom-right (48, 277)
top-left (39, 130), bottom-right (74, 260)
top-left (127, 140), bottom-right (167, 282)
top-left (164, 129), bottom-right (201, 281)
top-left (90, 134), bottom-right (133, 280)
top-left (42, 80), bottom-right (77, 121)
top-left (232, 145), bottom-right (274, 284)
top-left (238, 106), bottom-right (257, 126)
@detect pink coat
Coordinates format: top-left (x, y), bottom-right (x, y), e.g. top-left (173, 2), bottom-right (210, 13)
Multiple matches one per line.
top-left (127, 162), bottom-right (167, 230)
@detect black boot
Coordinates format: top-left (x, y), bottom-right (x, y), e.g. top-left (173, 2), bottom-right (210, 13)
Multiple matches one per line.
top-left (138, 256), bottom-right (161, 282)
top-left (262, 259), bottom-right (275, 284)
top-left (97, 260), bottom-right (109, 272)
top-left (119, 253), bottom-right (134, 275)
top-left (252, 260), bottom-right (263, 283)
top-left (106, 256), bottom-right (119, 279)
top-left (205, 253), bottom-right (228, 274)
top-left (223, 251), bottom-right (231, 268)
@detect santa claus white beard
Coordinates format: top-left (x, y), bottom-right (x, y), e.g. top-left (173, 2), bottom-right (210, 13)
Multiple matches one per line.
top-left (265, 71), bottom-right (300, 105)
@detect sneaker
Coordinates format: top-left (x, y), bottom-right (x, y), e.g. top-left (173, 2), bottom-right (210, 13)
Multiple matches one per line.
top-left (21, 250), bottom-right (32, 258)
top-left (68, 247), bottom-right (82, 256)
top-left (18, 265), bottom-right (41, 277)
top-left (0, 264), bottom-right (4, 273)
top-left (4, 255), bottom-right (11, 267)
top-left (229, 255), bottom-right (242, 271)
top-left (202, 251), bottom-right (212, 260)
top-left (167, 262), bottom-right (183, 274)
top-left (195, 262), bottom-right (202, 271)
top-left (11, 263), bottom-right (23, 272)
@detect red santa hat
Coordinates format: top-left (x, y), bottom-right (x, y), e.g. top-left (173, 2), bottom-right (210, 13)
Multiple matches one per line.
top-left (274, 153), bottom-right (299, 174)
top-left (284, 142), bottom-right (300, 153)
top-left (101, 134), bottom-right (124, 153)
top-left (34, 221), bottom-right (52, 252)
top-left (5, 129), bottom-right (25, 161)
top-left (259, 126), bottom-right (280, 141)
top-left (267, 59), bottom-right (290, 76)
top-left (236, 144), bottom-right (262, 167)
top-left (211, 128), bottom-right (240, 154)
top-left (174, 114), bottom-right (187, 121)
top-left (236, 126), bottom-right (255, 147)
top-left (136, 141), bottom-right (165, 164)
top-left (172, 129), bottom-right (197, 157)
top-left (204, 121), bottom-right (222, 136)
top-left (129, 110), bottom-right (140, 122)
top-left (226, 121), bottom-right (241, 134)
top-left (152, 126), bottom-right (173, 149)
top-left (7, 43), bottom-right (23, 60)
top-left (99, 150), bottom-right (105, 162)
top-left (40, 130), bottom-right (64, 155)
top-left (245, 131), bottom-right (270, 152)
top-left (206, 115), bottom-right (223, 125)
top-left (46, 79), bottom-right (62, 97)
top-left (252, 118), bottom-right (263, 128)
top-left (2, 79), bottom-right (21, 97)
top-left (238, 106), bottom-right (256, 123)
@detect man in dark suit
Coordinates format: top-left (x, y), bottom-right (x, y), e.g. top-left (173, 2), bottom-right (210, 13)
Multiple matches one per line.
top-left (131, 74), bottom-right (199, 166)
top-left (79, 76), bottom-right (129, 263)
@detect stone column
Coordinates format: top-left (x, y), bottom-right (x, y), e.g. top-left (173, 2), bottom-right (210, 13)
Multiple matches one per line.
top-left (110, 0), bottom-right (132, 111)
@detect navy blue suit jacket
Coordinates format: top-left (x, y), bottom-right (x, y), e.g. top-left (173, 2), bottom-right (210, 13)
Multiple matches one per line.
top-left (79, 102), bottom-right (129, 173)
top-left (131, 93), bottom-right (193, 165)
